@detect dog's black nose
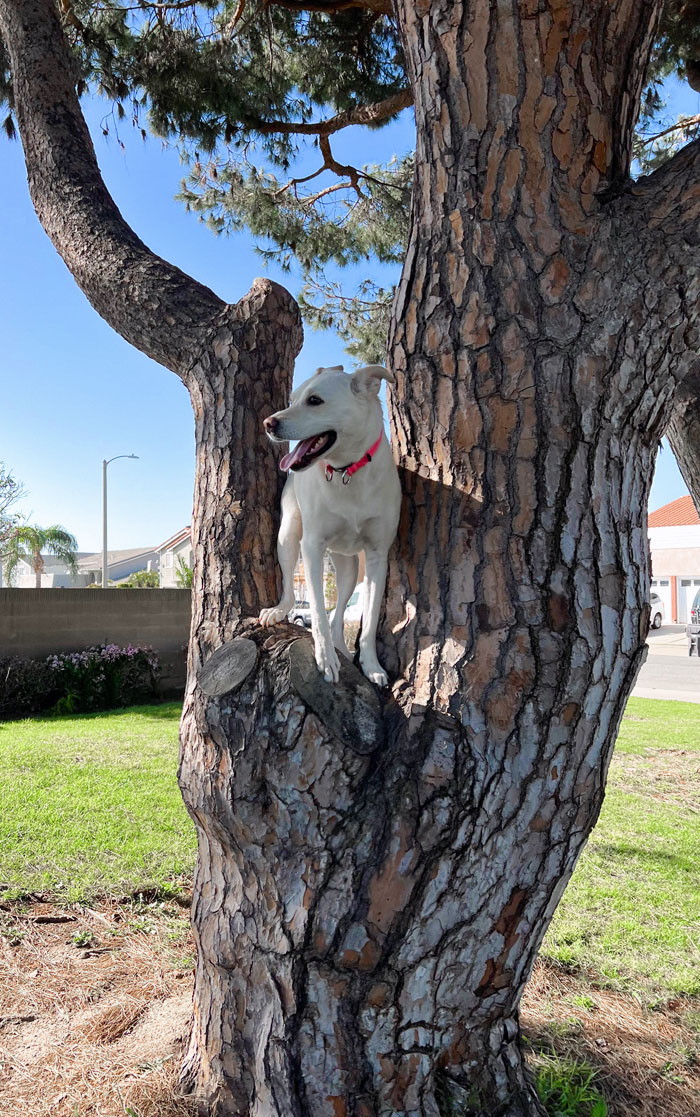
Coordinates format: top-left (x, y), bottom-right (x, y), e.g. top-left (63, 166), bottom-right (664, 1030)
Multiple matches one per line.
top-left (264, 415), bottom-right (279, 433)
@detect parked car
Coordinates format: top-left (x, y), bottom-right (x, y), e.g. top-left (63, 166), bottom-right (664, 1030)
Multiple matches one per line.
top-left (343, 585), bottom-right (364, 623)
top-left (289, 600), bottom-right (312, 627)
top-left (293, 585), bottom-right (364, 628)
top-left (649, 592), bottom-right (665, 629)
top-left (328, 584), bottom-right (364, 627)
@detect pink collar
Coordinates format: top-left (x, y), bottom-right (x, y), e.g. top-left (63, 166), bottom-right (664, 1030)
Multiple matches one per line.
top-left (325, 433), bottom-right (382, 485)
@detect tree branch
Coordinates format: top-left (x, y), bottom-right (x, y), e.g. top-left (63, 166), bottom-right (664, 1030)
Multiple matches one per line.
top-left (58, 0), bottom-right (84, 33)
top-left (618, 138), bottom-right (700, 516)
top-left (223, 0), bottom-right (246, 35)
top-left (0, 0), bottom-right (226, 377)
top-left (666, 370), bottom-right (700, 516)
top-left (636, 113), bottom-right (700, 148)
top-left (268, 0), bottom-right (392, 14)
top-left (253, 87), bottom-right (413, 138)
top-left (625, 136), bottom-right (700, 235)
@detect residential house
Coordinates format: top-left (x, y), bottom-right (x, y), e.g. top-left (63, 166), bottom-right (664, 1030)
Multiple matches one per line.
top-left (6, 552), bottom-right (93, 589)
top-left (155, 524), bottom-right (365, 598)
top-left (78, 547), bottom-right (160, 586)
top-left (157, 527), bottom-right (193, 588)
top-left (649, 495), bottom-right (700, 623)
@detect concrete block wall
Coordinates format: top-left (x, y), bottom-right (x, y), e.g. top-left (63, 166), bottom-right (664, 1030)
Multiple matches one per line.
top-left (0, 589), bottom-right (191, 694)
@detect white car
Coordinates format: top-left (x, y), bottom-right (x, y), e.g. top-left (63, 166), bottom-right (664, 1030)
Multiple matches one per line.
top-left (649, 593), bottom-right (665, 630)
top-left (343, 585), bottom-right (364, 623)
top-left (289, 600), bottom-right (312, 627)
top-left (326, 583), bottom-right (364, 628)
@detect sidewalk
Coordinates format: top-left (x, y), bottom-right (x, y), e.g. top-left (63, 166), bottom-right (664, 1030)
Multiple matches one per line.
top-left (632, 625), bottom-right (700, 703)
top-left (643, 626), bottom-right (689, 657)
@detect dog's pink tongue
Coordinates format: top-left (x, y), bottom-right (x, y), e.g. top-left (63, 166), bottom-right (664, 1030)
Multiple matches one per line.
top-left (280, 437), bottom-right (316, 472)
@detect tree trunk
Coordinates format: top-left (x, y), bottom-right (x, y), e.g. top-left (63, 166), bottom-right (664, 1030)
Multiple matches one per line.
top-left (666, 371), bottom-right (700, 511)
top-left (6, 0), bottom-right (700, 1115)
top-left (178, 3), bottom-right (677, 1114)
top-left (33, 550), bottom-right (43, 589)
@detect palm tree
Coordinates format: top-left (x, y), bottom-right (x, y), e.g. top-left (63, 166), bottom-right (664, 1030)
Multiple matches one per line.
top-left (4, 524), bottom-right (79, 588)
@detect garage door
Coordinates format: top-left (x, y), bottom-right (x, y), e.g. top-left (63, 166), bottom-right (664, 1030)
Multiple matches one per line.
top-left (677, 578), bottom-right (700, 624)
top-left (651, 578), bottom-right (673, 623)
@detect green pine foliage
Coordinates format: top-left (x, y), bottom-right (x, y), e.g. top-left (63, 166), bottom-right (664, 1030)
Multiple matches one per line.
top-left (3, 2), bottom-right (700, 360)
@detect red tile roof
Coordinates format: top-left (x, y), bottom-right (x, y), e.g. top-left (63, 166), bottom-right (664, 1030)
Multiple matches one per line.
top-left (648, 495), bottom-right (700, 528)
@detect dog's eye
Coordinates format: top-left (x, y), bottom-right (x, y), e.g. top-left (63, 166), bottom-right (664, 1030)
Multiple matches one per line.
top-left (306, 395), bottom-right (324, 406)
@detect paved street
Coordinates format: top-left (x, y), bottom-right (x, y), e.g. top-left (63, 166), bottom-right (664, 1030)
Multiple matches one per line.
top-left (632, 625), bottom-right (700, 704)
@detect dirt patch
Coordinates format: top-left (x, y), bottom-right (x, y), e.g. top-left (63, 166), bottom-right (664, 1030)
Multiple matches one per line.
top-left (0, 897), bottom-right (196, 1116)
top-left (522, 959), bottom-right (700, 1116)
top-left (1, 900), bottom-right (699, 1115)
top-left (611, 748), bottom-right (700, 812)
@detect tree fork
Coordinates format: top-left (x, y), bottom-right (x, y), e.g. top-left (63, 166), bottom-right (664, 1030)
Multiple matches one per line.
top-left (180, 622), bottom-right (551, 1116)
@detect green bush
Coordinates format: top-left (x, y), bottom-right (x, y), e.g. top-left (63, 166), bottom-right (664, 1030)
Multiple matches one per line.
top-left (0, 656), bottom-right (58, 718)
top-left (0, 644), bottom-right (160, 718)
top-left (174, 556), bottom-right (193, 588)
top-left (117, 569), bottom-right (160, 588)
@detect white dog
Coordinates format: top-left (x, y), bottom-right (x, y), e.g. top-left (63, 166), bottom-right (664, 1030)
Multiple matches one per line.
top-left (259, 364), bottom-right (401, 686)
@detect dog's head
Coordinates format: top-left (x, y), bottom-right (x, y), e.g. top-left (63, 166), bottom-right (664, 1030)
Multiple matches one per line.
top-left (263, 364), bottom-right (394, 472)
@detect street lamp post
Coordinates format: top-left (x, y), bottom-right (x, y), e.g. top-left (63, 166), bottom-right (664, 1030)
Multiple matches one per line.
top-left (102, 454), bottom-right (139, 588)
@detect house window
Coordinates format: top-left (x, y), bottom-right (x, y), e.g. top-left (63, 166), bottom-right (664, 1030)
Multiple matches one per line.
top-left (162, 552), bottom-right (173, 569)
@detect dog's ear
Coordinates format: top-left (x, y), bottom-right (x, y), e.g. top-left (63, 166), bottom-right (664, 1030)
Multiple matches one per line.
top-left (350, 365), bottom-right (395, 396)
top-left (314, 364), bottom-right (344, 377)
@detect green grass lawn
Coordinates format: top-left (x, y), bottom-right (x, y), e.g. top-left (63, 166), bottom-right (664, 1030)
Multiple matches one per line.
top-left (0, 702), bottom-right (195, 901)
top-left (544, 698), bottom-right (700, 998)
top-left (0, 696), bottom-right (698, 1003)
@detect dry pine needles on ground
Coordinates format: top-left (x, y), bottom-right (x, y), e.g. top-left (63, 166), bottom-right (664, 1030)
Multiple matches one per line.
top-left (0, 897), bottom-right (196, 1117)
top-left (0, 898), bottom-right (698, 1116)
top-left (522, 959), bottom-right (700, 1117)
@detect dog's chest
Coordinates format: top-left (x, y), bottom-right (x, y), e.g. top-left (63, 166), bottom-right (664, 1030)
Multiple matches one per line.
top-left (324, 500), bottom-right (370, 550)
top-left (325, 521), bottom-right (366, 553)
top-left (305, 475), bottom-right (384, 553)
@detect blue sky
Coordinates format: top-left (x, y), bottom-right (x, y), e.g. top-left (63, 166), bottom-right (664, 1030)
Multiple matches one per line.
top-left (1, 78), bottom-right (697, 551)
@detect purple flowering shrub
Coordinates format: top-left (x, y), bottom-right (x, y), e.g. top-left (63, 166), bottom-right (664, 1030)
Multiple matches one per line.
top-left (48, 644), bottom-right (160, 713)
top-left (0, 644), bottom-right (160, 718)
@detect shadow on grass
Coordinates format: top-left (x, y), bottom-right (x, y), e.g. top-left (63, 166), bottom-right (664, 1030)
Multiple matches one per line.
top-left (593, 841), bottom-right (696, 874)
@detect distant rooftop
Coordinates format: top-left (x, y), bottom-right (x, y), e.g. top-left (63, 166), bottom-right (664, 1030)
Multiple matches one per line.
top-left (156, 526), bottom-right (191, 552)
top-left (77, 547), bottom-right (157, 569)
top-left (16, 551), bottom-right (92, 568)
top-left (648, 495), bottom-right (700, 528)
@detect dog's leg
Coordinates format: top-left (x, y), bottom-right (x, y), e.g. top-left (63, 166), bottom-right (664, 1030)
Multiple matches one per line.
top-left (358, 547), bottom-right (390, 686)
top-left (302, 536), bottom-right (341, 683)
top-left (328, 552), bottom-right (359, 659)
top-left (259, 481), bottom-right (301, 626)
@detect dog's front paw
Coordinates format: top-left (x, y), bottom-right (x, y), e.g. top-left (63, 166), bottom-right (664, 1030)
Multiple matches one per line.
top-left (360, 652), bottom-right (389, 687)
top-left (315, 640), bottom-right (341, 684)
top-left (259, 604), bottom-right (290, 627)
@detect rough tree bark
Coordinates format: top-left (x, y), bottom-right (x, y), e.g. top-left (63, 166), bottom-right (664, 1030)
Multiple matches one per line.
top-left (4, 0), bottom-right (700, 1115)
top-left (667, 373), bottom-right (700, 510)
